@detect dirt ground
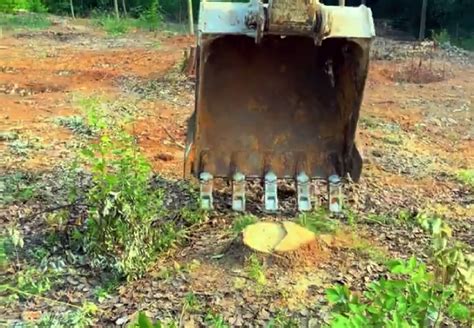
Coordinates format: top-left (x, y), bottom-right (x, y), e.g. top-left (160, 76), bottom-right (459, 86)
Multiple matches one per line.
top-left (0, 18), bottom-right (473, 327)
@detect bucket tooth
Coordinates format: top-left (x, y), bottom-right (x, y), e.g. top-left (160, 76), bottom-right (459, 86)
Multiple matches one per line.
top-left (328, 174), bottom-right (343, 214)
top-left (264, 171), bottom-right (278, 212)
top-left (232, 172), bottom-right (246, 212)
top-left (296, 172), bottom-right (311, 212)
top-left (199, 172), bottom-right (214, 210)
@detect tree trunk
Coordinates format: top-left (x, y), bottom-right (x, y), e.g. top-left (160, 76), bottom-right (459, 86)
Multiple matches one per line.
top-left (113, 0), bottom-right (120, 19)
top-left (121, 0), bottom-right (127, 16)
top-left (339, 0), bottom-right (345, 6)
top-left (419, 0), bottom-right (428, 41)
top-left (70, 0), bottom-right (75, 19)
top-left (187, 0), bottom-right (194, 35)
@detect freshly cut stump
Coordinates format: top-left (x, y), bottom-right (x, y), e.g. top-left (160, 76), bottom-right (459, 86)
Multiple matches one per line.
top-left (242, 221), bottom-right (316, 253)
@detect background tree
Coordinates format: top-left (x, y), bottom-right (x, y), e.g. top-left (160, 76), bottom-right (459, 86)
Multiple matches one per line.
top-left (70, 0), bottom-right (75, 19)
top-left (121, 0), bottom-right (127, 16)
top-left (113, 0), bottom-right (119, 18)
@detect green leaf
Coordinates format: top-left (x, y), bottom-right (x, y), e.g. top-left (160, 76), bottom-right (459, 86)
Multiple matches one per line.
top-left (388, 260), bottom-right (407, 274)
top-left (137, 312), bottom-right (154, 328)
top-left (408, 256), bottom-right (417, 271)
top-left (326, 288), bottom-right (344, 303)
top-left (448, 302), bottom-right (470, 321)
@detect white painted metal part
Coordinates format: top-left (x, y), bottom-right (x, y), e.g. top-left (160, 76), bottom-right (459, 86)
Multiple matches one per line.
top-left (198, 0), bottom-right (375, 41)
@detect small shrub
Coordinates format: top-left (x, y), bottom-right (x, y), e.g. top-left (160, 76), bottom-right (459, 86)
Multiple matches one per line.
top-left (179, 206), bottom-right (206, 225)
top-left (132, 312), bottom-right (177, 328)
top-left (0, 172), bottom-right (40, 204)
top-left (95, 15), bottom-right (131, 36)
top-left (391, 58), bottom-right (449, 84)
top-left (36, 302), bottom-right (98, 328)
top-left (432, 29), bottom-right (451, 45)
top-left (246, 254), bottom-right (266, 286)
top-left (205, 312), bottom-right (229, 328)
top-left (137, 0), bottom-right (163, 32)
top-left (326, 257), bottom-right (471, 327)
top-left (80, 128), bottom-right (169, 280)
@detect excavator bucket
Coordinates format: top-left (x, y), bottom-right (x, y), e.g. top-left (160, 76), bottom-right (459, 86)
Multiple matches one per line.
top-left (184, 0), bottom-right (375, 212)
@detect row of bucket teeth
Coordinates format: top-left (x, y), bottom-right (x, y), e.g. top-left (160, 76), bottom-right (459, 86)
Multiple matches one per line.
top-left (199, 171), bottom-right (343, 213)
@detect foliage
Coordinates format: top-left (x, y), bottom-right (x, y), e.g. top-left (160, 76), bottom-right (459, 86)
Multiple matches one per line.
top-left (266, 311), bottom-right (299, 328)
top-left (0, 12), bottom-right (50, 29)
top-left (55, 116), bottom-right (95, 137)
top-left (15, 267), bottom-right (52, 295)
top-left (131, 311), bottom-right (177, 328)
top-left (79, 125), bottom-right (171, 280)
top-left (432, 28), bottom-right (451, 45)
top-left (136, 0), bottom-right (162, 31)
top-left (326, 256), bottom-right (471, 327)
top-left (205, 312), bottom-right (230, 328)
top-left (0, 172), bottom-right (41, 204)
top-left (95, 15), bottom-right (132, 35)
top-left (231, 214), bottom-right (257, 236)
top-left (326, 217), bottom-right (473, 328)
top-left (296, 208), bottom-right (339, 234)
top-left (246, 254), bottom-right (266, 286)
top-left (0, 0), bottom-right (47, 13)
top-left (456, 169), bottom-right (474, 188)
top-left (179, 206), bottom-right (206, 225)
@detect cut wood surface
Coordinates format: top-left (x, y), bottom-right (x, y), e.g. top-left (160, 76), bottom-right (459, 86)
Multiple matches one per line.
top-left (242, 221), bottom-right (316, 253)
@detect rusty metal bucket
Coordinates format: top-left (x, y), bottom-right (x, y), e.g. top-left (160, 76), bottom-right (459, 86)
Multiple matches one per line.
top-left (186, 35), bottom-right (369, 180)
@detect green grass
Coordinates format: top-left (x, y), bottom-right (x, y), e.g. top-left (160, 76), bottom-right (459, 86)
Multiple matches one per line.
top-left (296, 208), bottom-right (339, 234)
top-left (0, 13), bottom-right (51, 30)
top-left (456, 169), bottom-right (474, 188)
top-left (231, 214), bottom-right (257, 236)
top-left (94, 15), bottom-right (134, 36)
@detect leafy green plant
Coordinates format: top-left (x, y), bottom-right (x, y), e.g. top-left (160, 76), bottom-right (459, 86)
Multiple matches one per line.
top-left (297, 208), bottom-right (339, 234)
top-left (183, 291), bottom-right (200, 312)
top-left (179, 206), bottom-right (206, 225)
top-left (231, 214), bottom-right (257, 235)
top-left (132, 312), bottom-right (177, 328)
top-left (0, 172), bottom-right (41, 204)
top-left (137, 0), bottom-right (163, 32)
top-left (55, 116), bottom-right (95, 136)
top-left (0, 13), bottom-right (50, 29)
top-left (15, 267), bottom-right (52, 295)
top-left (432, 29), bottom-right (451, 45)
top-left (80, 127), bottom-right (171, 280)
top-left (456, 169), bottom-right (474, 188)
top-left (326, 217), bottom-right (473, 327)
top-left (326, 256), bottom-right (471, 327)
top-left (95, 15), bottom-right (132, 35)
top-left (246, 254), bottom-right (266, 286)
top-left (205, 312), bottom-right (229, 328)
